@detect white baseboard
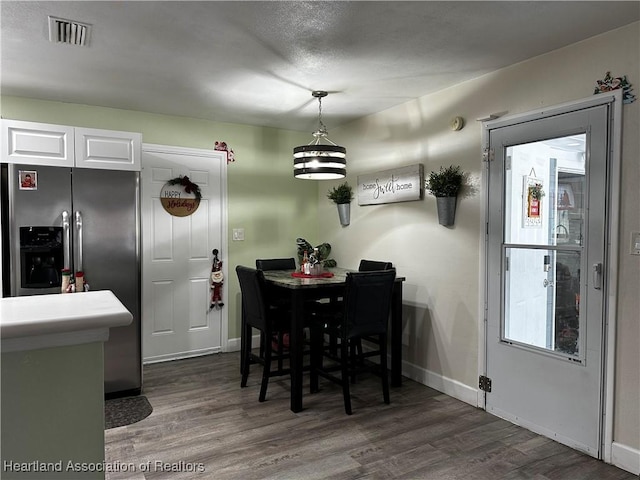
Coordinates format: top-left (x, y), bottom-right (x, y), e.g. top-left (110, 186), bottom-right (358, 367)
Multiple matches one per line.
top-left (143, 346), bottom-right (222, 364)
top-left (226, 337), bottom-right (241, 352)
top-left (226, 337), bottom-right (477, 408)
top-left (401, 359), bottom-right (478, 407)
top-left (225, 335), bottom-right (260, 353)
top-left (611, 442), bottom-right (640, 475)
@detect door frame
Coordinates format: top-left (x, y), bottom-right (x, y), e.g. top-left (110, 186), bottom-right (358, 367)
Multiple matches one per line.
top-left (141, 143), bottom-right (230, 354)
top-left (477, 90), bottom-right (623, 461)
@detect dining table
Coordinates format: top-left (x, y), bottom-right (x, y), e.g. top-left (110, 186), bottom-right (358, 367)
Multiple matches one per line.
top-left (261, 267), bottom-right (405, 413)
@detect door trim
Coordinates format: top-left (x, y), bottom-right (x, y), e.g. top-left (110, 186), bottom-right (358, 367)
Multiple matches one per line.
top-left (141, 143), bottom-right (229, 353)
top-left (478, 90), bottom-right (622, 461)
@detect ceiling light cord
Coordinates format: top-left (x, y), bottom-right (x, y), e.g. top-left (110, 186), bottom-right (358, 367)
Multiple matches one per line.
top-left (315, 95), bottom-right (327, 136)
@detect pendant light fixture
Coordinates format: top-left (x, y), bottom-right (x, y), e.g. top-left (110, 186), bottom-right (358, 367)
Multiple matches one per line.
top-left (293, 91), bottom-right (346, 180)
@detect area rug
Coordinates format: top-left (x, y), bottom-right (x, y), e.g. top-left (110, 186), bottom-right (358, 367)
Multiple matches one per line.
top-left (105, 395), bottom-right (153, 429)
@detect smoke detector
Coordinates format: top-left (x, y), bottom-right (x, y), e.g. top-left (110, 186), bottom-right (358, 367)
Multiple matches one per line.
top-left (48, 16), bottom-right (91, 47)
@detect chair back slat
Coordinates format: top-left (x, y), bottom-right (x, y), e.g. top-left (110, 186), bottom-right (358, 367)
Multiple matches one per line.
top-left (236, 265), bottom-right (269, 331)
top-left (256, 258), bottom-right (296, 271)
top-left (343, 269), bottom-right (396, 339)
top-left (358, 259), bottom-right (393, 271)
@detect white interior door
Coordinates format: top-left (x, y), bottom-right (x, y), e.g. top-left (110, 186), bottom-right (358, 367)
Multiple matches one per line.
top-left (141, 144), bottom-right (227, 363)
top-left (484, 97), bottom-right (616, 457)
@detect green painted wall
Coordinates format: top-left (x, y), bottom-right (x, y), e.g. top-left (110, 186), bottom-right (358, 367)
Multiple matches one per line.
top-left (0, 96), bottom-right (318, 339)
top-left (1, 343), bottom-right (105, 479)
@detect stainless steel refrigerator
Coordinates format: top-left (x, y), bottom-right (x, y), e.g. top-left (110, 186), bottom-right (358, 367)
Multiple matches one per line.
top-left (1, 163), bottom-right (141, 397)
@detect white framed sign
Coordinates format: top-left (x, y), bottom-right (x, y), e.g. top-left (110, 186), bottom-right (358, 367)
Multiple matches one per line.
top-left (357, 164), bottom-right (424, 206)
top-left (522, 175), bottom-right (543, 228)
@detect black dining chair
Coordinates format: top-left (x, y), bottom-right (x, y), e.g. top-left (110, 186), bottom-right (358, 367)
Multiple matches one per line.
top-left (256, 258), bottom-right (297, 271)
top-left (255, 258), bottom-right (297, 368)
top-left (256, 257), bottom-right (319, 371)
top-left (324, 260), bottom-right (393, 308)
top-left (358, 259), bottom-right (393, 272)
top-left (237, 265), bottom-right (291, 402)
top-left (354, 260), bottom-right (394, 358)
top-left (310, 269), bottom-right (396, 415)
top-left (321, 260), bottom-right (393, 359)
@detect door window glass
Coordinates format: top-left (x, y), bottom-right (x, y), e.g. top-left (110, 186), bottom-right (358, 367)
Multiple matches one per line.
top-left (502, 135), bottom-right (585, 357)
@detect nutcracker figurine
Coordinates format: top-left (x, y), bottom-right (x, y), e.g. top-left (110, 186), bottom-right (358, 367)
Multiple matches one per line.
top-left (210, 248), bottom-right (224, 309)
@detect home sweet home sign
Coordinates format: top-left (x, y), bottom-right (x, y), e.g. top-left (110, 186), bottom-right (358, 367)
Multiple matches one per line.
top-left (357, 164), bottom-right (424, 205)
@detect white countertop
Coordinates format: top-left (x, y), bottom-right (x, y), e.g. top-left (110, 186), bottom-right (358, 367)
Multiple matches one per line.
top-left (1, 290), bottom-right (133, 352)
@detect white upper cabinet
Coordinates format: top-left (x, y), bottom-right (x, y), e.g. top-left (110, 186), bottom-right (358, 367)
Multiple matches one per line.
top-left (1, 120), bottom-right (141, 171)
top-left (1, 119), bottom-right (74, 167)
top-left (75, 127), bottom-right (141, 171)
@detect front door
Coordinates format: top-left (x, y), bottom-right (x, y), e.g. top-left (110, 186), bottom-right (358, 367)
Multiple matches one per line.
top-left (484, 96), bottom-right (617, 457)
top-left (141, 144), bottom-right (227, 363)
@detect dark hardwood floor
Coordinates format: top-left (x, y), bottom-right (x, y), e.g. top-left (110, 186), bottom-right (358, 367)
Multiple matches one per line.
top-left (105, 353), bottom-right (634, 480)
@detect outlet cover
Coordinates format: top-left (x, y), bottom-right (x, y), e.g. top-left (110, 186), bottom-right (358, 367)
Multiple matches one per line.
top-left (232, 228), bottom-right (245, 241)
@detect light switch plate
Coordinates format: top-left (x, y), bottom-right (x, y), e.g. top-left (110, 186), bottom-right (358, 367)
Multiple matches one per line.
top-left (631, 231), bottom-right (640, 255)
top-left (232, 228), bottom-right (245, 241)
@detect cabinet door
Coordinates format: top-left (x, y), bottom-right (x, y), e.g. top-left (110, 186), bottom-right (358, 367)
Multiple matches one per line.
top-left (1, 119), bottom-right (74, 167)
top-left (75, 127), bottom-right (141, 171)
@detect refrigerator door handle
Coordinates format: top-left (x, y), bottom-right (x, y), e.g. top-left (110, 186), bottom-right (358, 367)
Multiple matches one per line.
top-left (62, 210), bottom-right (71, 270)
top-left (75, 211), bottom-right (83, 272)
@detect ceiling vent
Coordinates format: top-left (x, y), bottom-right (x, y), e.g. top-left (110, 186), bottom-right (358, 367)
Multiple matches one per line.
top-left (48, 16), bottom-right (91, 47)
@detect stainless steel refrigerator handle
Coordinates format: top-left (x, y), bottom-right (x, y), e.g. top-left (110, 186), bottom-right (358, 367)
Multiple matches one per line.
top-left (75, 211), bottom-right (83, 272)
top-left (62, 210), bottom-right (71, 270)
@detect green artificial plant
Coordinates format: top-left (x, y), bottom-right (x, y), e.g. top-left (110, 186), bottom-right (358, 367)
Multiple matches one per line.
top-left (296, 238), bottom-right (337, 268)
top-left (425, 165), bottom-right (464, 197)
top-left (326, 182), bottom-right (354, 204)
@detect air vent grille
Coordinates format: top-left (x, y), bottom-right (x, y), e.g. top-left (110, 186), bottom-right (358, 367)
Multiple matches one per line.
top-left (48, 16), bottom-right (91, 46)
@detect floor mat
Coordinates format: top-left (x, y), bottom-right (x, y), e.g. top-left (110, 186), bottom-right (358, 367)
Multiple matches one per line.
top-left (105, 395), bottom-right (152, 429)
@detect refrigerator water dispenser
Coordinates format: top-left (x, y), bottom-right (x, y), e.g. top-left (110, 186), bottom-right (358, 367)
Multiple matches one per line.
top-left (19, 226), bottom-right (63, 289)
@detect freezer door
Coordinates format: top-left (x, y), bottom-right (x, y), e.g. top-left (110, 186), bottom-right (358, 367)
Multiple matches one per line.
top-left (72, 168), bottom-right (141, 395)
top-left (3, 164), bottom-right (72, 296)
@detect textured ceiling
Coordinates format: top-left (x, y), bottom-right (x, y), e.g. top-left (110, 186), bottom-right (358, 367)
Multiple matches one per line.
top-left (1, 1), bottom-right (638, 132)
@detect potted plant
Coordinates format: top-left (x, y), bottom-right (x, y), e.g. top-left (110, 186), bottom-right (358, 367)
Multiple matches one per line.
top-left (327, 181), bottom-right (354, 226)
top-left (425, 165), bottom-right (464, 226)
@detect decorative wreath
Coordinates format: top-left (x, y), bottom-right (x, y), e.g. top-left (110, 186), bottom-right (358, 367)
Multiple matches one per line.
top-left (167, 176), bottom-right (202, 200)
top-left (529, 183), bottom-right (545, 200)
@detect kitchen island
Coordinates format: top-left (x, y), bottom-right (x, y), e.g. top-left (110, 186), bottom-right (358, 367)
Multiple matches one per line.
top-left (1, 291), bottom-right (132, 480)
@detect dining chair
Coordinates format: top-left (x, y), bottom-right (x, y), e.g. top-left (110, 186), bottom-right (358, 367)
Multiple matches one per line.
top-left (310, 269), bottom-right (396, 414)
top-left (325, 259), bottom-right (393, 307)
top-left (354, 260), bottom-right (394, 359)
top-left (358, 259), bottom-right (393, 272)
top-left (255, 258), bottom-right (297, 271)
top-left (322, 260), bottom-right (393, 359)
top-left (236, 265), bottom-right (291, 402)
top-left (255, 258), bottom-right (297, 368)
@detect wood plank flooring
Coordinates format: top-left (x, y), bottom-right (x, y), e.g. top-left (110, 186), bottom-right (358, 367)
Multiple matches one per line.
top-left (105, 353), bottom-right (634, 480)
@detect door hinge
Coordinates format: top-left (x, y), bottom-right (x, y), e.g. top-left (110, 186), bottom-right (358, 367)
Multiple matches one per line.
top-left (482, 148), bottom-right (495, 162)
top-left (479, 375), bottom-right (492, 392)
